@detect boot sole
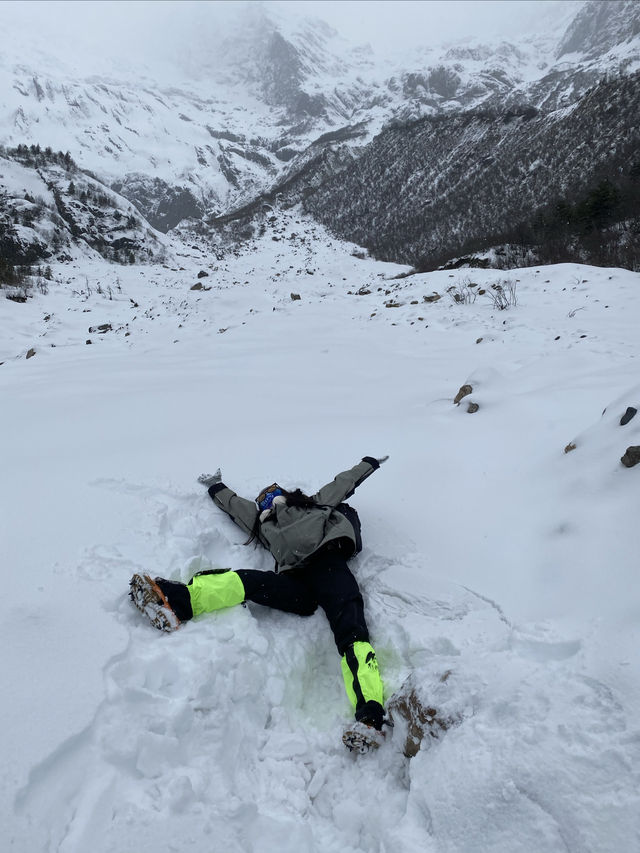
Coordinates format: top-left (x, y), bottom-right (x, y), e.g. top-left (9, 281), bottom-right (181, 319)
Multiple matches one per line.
top-left (342, 723), bottom-right (385, 753)
top-left (129, 573), bottom-right (181, 632)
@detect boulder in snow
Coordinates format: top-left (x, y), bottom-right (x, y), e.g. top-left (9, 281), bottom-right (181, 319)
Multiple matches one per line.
top-left (454, 384), bottom-right (473, 404)
top-left (621, 446), bottom-right (640, 468)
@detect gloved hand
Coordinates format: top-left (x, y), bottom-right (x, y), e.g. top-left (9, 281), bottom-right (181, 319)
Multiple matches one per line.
top-left (197, 469), bottom-right (222, 487)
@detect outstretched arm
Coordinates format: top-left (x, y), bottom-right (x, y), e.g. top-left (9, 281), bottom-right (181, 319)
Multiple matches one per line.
top-left (197, 471), bottom-right (259, 537)
top-left (312, 456), bottom-right (388, 507)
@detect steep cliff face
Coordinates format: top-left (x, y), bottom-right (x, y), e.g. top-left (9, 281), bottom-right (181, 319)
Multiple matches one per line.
top-left (557, 0), bottom-right (640, 59)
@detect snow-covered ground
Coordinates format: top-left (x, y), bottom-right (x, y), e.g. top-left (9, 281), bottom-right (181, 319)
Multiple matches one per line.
top-left (2, 211), bottom-right (639, 852)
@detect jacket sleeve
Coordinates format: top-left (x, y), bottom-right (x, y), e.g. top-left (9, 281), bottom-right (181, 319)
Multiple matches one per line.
top-left (208, 483), bottom-right (259, 537)
top-left (312, 457), bottom-right (380, 507)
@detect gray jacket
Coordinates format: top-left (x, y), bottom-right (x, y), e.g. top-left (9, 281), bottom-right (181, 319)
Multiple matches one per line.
top-left (209, 457), bottom-right (380, 571)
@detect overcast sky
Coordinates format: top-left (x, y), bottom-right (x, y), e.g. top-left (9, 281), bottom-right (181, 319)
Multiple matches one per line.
top-left (273, 0), bottom-right (578, 53)
top-left (0, 0), bottom-right (580, 70)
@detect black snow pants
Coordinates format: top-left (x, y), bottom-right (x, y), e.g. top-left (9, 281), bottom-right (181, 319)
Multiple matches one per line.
top-left (236, 548), bottom-right (369, 656)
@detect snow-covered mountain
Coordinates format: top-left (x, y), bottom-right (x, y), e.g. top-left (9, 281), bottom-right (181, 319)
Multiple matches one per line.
top-left (0, 1), bottom-right (378, 229)
top-left (1, 0), bottom-right (638, 265)
top-left (0, 146), bottom-right (168, 269)
top-left (0, 0), bottom-right (640, 280)
top-left (557, 0), bottom-right (640, 59)
top-left (304, 68), bottom-right (640, 270)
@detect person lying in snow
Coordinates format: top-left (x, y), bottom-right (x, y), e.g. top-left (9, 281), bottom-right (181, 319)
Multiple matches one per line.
top-left (130, 456), bottom-right (390, 739)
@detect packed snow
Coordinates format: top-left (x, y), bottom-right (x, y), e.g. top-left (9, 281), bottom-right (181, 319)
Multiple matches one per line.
top-left (2, 210), bottom-right (639, 852)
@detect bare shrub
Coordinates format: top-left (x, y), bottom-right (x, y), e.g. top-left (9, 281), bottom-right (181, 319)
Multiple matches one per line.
top-left (483, 278), bottom-right (517, 310)
top-left (447, 276), bottom-right (479, 305)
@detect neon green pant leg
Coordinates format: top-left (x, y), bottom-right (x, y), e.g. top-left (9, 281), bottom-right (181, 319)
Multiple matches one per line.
top-left (340, 641), bottom-right (384, 711)
top-left (187, 571), bottom-right (245, 617)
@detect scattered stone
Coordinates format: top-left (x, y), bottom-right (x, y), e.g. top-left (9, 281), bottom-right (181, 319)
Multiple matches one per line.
top-left (467, 402), bottom-right (480, 414)
top-left (387, 679), bottom-right (454, 759)
top-left (26, 348), bottom-right (36, 359)
top-left (356, 287), bottom-right (371, 296)
top-left (86, 339), bottom-right (92, 345)
top-left (384, 301), bottom-right (402, 308)
top-left (290, 292), bottom-right (301, 301)
top-left (476, 337), bottom-right (483, 344)
top-left (197, 270), bottom-right (209, 279)
top-left (620, 407), bottom-right (637, 426)
top-left (423, 293), bottom-right (441, 303)
top-left (621, 446), bottom-right (640, 468)
top-left (88, 323), bottom-right (112, 334)
top-left (564, 442), bottom-right (577, 454)
top-left (454, 384), bottom-right (473, 404)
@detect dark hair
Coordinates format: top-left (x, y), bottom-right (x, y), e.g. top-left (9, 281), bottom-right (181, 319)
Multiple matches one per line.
top-left (244, 514), bottom-right (262, 547)
top-left (281, 488), bottom-right (316, 509)
top-left (244, 488), bottom-right (317, 546)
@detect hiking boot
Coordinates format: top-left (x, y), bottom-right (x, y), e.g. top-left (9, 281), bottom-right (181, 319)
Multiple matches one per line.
top-left (342, 720), bottom-right (388, 753)
top-left (129, 573), bottom-right (183, 632)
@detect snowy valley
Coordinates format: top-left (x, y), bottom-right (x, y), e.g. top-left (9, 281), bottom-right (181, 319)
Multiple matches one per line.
top-left (2, 207), bottom-right (640, 852)
top-left (1, 1), bottom-right (640, 851)
top-left (1, 0), bottom-right (639, 270)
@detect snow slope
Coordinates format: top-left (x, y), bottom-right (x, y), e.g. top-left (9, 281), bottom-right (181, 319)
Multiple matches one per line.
top-left (2, 211), bottom-right (640, 851)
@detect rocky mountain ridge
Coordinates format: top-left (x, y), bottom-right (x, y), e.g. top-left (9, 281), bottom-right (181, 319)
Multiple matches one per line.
top-left (0, 144), bottom-right (168, 274)
top-left (303, 69), bottom-right (640, 271)
top-left (1, 0), bottom-right (639, 273)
